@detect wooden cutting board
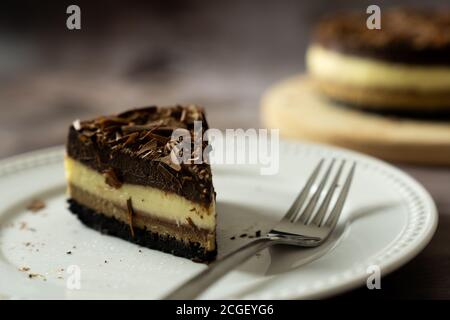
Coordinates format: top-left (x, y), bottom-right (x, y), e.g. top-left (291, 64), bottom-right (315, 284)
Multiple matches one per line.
top-left (261, 75), bottom-right (450, 165)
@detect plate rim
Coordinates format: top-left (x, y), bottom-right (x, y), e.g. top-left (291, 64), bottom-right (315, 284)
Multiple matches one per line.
top-left (0, 142), bottom-right (438, 299)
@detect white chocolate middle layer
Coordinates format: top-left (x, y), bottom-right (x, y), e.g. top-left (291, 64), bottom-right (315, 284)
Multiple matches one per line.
top-left (65, 156), bottom-right (215, 231)
top-left (306, 45), bottom-right (450, 91)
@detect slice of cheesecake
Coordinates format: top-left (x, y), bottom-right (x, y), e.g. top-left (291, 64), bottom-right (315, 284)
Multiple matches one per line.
top-left (65, 105), bottom-right (216, 262)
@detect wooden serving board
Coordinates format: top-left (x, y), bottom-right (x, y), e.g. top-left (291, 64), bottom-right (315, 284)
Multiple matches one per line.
top-left (261, 75), bottom-right (450, 165)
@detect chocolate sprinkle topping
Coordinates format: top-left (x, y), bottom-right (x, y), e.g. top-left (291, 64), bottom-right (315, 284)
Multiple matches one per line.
top-left (313, 7), bottom-right (450, 66)
top-left (67, 105), bottom-right (215, 207)
top-left (103, 168), bottom-right (123, 189)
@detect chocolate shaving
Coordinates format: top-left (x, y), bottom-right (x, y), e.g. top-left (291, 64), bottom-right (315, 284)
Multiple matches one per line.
top-left (103, 168), bottom-right (123, 189)
top-left (26, 199), bottom-right (46, 213)
top-left (121, 120), bottom-right (164, 133)
top-left (141, 150), bottom-right (156, 159)
top-left (73, 119), bottom-right (81, 131)
top-left (156, 154), bottom-right (181, 172)
top-left (186, 217), bottom-right (196, 228)
top-left (121, 132), bottom-right (140, 148)
top-left (83, 130), bottom-right (97, 137)
top-left (79, 134), bottom-right (92, 145)
top-left (144, 132), bottom-right (170, 144)
top-left (97, 116), bottom-right (129, 128)
top-left (137, 139), bottom-right (157, 156)
top-left (110, 133), bottom-right (130, 147)
top-left (126, 198), bottom-right (135, 238)
top-left (180, 109), bottom-right (187, 122)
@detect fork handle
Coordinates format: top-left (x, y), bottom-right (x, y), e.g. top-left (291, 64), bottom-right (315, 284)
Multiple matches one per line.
top-left (164, 238), bottom-right (273, 299)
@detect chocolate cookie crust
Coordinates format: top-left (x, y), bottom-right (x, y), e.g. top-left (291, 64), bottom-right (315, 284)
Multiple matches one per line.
top-left (313, 7), bottom-right (450, 66)
top-left (68, 199), bottom-right (217, 262)
top-left (67, 105), bottom-right (214, 207)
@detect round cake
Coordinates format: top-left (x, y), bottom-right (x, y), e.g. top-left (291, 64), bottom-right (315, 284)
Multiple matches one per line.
top-left (306, 7), bottom-right (450, 112)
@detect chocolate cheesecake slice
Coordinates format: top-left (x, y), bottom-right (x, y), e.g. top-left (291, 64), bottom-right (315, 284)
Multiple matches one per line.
top-left (65, 105), bottom-right (216, 262)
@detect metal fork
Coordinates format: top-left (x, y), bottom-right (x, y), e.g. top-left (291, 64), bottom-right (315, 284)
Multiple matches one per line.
top-left (165, 159), bottom-right (356, 299)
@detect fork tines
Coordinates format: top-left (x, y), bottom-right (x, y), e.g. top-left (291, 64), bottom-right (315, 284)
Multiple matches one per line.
top-left (287, 159), bottom-right (356, 228)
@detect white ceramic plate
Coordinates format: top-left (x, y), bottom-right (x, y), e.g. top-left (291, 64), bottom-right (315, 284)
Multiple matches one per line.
top-left (0, 141), bottom-right (438, 299)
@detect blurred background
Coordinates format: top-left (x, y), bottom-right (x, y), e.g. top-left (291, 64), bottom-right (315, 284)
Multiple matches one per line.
top-left (0, 0), bottom-right (446, 157)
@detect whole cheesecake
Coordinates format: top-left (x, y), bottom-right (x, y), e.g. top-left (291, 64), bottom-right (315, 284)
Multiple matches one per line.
top-left (65, 105), bottom-right (216, 262)
top-left (306, 7), bottom-right (450, 112)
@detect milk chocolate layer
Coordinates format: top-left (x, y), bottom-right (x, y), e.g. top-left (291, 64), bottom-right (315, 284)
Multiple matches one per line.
top-left (315, 80), bottom-right (450, 113)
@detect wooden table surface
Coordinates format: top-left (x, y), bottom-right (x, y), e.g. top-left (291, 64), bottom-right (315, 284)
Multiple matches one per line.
top-left (1, 0), bottom-right (449, 299)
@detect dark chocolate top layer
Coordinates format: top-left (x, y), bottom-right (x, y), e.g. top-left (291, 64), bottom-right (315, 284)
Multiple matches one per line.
top-left (67, 105), bottom-right (214, 207)
top-left (312, 7), bottom-right (450, 66)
